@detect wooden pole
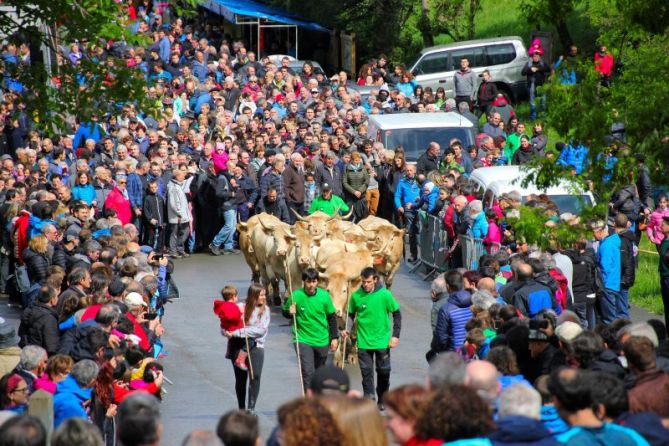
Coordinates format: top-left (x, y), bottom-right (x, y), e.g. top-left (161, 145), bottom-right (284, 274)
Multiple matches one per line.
top-left (284, 258), bottom-right (305, 397)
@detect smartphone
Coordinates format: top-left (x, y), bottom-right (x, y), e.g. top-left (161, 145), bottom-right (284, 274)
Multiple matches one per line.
top-left (144, 312), bottom-right (159, 320)
top-left (153, 254), bottom-right (163, 261)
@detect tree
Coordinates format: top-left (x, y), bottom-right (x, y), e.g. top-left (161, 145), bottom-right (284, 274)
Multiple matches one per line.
top-left (520, 0), bottom-right (575, 51)
top-left (418, 0), bottom-right (481, 47)
top-left (0, 1), bottom-right (193, 133)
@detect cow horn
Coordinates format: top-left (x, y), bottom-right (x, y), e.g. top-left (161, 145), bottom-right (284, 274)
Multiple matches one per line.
top-left (340, 209), bottom-right (354, 220)
top-left (291, 208), bottom-right (308, 221)
top-left (313, 233), bottom-right (325, 241)
top-left (237, 214), bottom-right (248, 229)
top-left (258, 218), bottom-right (270, 231)
top-left (319, 272), bottom-right (330, 280)
top-left (371, 249), bottom-right (383, 256)
top-left (286, 230), bottom-right (297, 240)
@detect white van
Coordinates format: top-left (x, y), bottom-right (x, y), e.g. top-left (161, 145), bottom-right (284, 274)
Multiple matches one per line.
top-left (469, 166), bottom-right (595, 215)
top-left (367, 112), bottom-right (476, 164)
top-left (409, 37), bottom-right (529, 102)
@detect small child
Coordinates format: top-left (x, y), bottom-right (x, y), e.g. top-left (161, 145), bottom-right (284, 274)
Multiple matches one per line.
top-left (213, 285), bottom-right (252, 370)
top-left (460, 327), bottom-right (487, 362)
top-left (304, 172), bottom-right (317, 211)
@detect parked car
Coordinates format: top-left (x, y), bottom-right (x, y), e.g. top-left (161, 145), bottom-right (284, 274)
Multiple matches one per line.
top-left (469, 166), bottom-right (595, 215)
top-left (409, 36), bottom-right (529, 103)
top-left (367, 112), bottom-right (476, 164)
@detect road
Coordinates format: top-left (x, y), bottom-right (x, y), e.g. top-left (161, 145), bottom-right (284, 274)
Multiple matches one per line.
top-left (0, 253), bottom-right (657, 445)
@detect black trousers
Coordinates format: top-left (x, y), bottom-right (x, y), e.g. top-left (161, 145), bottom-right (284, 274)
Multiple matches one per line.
top-left (662, 277), bottom-right (669, 330)
top-left (231, 347), bottom-right (265, 410)
top-left (296, 343), bottom-right (329, 393)
top-left (358, 348), bottom-right (391, 401)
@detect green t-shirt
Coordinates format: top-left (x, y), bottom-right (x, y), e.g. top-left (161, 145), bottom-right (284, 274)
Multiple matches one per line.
top-left (349, 286), bottom-right (400, 350)
top-left (308, 194), bottom-right (350, 216)
top-left (283, 287), bottom-right (336, 347)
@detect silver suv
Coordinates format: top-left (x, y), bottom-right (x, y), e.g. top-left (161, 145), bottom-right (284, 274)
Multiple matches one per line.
top-left (409, 36), bottom-right (529, 103)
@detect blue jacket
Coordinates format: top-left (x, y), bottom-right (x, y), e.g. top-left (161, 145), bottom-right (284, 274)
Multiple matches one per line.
top-left (53, 375), bottom-right (93, 428)
top-left (73, 122), bottom-right (104, 149)
top-left (597, 233), bottom-right (621, 291)
top-left (540, 406), bottom-right (570, 436)
top-left (435, 289), bottom-right (472, 351)
top-left (126, 172), bottom-right (144, 210)
top-left (394, 175), bottom-right (420, 210)
top-left (490, 416), bottom-right (560, 446)
top-left (159, 36), bottom-right (171, 63)
top-left (470, 212), bottom-right (489, 239)
top-left (418, 186), bottom-right (439, 213)
top-left (557, 143), bottom-right (588, 175)
top-left (71, 184), bottom-right (96, 206)
top-left (396, 81), bottom-right (416, 97)
top-left (556, 423), bottom-right (650, 446)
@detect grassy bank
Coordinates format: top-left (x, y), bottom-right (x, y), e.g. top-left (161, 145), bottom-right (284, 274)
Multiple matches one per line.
top-left (631, 236), bottom-right (664, 315)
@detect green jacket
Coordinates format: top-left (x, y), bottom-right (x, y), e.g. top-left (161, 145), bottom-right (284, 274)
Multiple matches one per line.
top-left (343, 162), bottom-right (369, 197)
top-left (308, 194), bottom-right (349, 216)
top-left (660, 239), bottom-right (669, 278)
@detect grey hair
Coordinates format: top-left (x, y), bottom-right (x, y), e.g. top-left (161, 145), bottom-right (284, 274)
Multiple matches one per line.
top-left (19, 345), bottom-right (47, 370)
top-left (326, 151), bottom-right (338, 159)
top-left (52, 418), bottom-right (104, 446)
top-left (471, 290), bottom-right (496, 310)
top-left (444, 98), bottom-right (457, 110)
top-left (41, 223), bottom-right (56, 236)
top-left (469, 200), bottom-right (483, 214)
top-left (290, 152), bottom-right (303, 162)
top-left (181, 430), bottom-right (224, 446)
top-left (539, 251), bottom-right (556, 270)
top-left (431, 273), bottom-right (448, 296)
top-left (458, 101), bottom-right (470, 112)
top-left (71, 359), bottom-right (100, 388)
top-left (428, 352), bottom-right (466, 388)
top-left (618, 322), bottom-right (659, 347)
top-left (498, 383), bottom-right (542, 419)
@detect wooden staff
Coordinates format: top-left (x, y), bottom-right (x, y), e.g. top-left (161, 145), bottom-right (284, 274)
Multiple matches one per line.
top-left (241, 312), bottom-right (254, 381)
top-left (340, 280), bottom-right (351, 369)
top-left (284, 258), bottom-right (305, 397)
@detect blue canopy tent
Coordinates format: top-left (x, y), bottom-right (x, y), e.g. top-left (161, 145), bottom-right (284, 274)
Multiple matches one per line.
top-left (201, 0), bottom-right (328, 59)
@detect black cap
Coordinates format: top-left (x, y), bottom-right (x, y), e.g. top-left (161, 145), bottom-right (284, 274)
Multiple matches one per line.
top-left (309, 365), bottom-right (350, 395)
top-left (265, 149), bottom-right (277, 157)
top-left (321, 183), bottom-right (332, 191)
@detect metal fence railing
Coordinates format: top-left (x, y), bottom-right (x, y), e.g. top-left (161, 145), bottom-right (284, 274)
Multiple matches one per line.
top-left (411, 211), bottom-right (501, 277)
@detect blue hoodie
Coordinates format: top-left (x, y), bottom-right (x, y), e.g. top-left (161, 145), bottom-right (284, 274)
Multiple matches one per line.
top-left (53, 375), bottom-right (93, 428)
top-left (540, 405), bottom-right (570, 436)
top-left (435, 289), bottom-right (472, 351)
top-left (490, 416), bottom-right (560, 446)
top-left (597, 233), bottom-right (621, 291)
top-left (394, 175), bottom-right (420, 210)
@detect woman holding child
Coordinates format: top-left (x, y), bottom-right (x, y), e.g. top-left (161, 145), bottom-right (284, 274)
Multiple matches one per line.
top-left (219, 284), bottom-right (270, 413)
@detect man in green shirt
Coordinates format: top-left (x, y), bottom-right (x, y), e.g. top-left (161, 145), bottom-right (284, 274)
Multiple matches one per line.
top-left (308, 183), bottom-right (349, 216)
top-left (283, 267), bottom-right (339, 392)
top-left (659, 216), bottom-right (669, 329)
top-left (344, 267), bottom-right (402, 410)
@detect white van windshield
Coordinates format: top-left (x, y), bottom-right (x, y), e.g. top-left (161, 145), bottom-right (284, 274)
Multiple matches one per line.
top-left (383, 127), bottom-right (475, 162)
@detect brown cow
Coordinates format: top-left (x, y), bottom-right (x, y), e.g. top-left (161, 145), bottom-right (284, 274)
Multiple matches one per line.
top-left (358, 216), bottom-right (405, 288)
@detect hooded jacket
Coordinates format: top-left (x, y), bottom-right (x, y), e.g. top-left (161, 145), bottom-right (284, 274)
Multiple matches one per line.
top-left (394, 175), bottom-right (420, 210)
top-left (53, 374), bottom-right (93, 428)
top-left (435, 289), bottom-right (472, 352)
top-left (490, 416), bottom-right (560, 446)
top-left (213, 300), bottom-right (243, 332)
top-left (647, 207), bottom-right (669, 245)
top-left (166, 178), bottom-right (191, 224)
top-left (18, 303), bottom-right (60, 355)
top-left (597, 233), bottom-right (621, 291)
top-left (511, 279), bottom-right (560, 318)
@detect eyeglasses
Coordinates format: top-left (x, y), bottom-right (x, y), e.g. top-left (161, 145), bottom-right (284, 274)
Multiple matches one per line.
top-left (12, 387), bottom-right (28, 394)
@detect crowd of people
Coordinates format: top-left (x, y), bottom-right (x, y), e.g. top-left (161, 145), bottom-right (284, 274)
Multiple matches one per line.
top-left (0, 0), bottom-right (667, 444)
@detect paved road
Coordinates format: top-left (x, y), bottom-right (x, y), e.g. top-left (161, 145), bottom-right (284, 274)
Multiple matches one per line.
top-left (0, 253), bottom-right (658, 445)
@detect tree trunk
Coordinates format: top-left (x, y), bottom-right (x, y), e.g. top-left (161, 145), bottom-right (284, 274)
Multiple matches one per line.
top-left (555, 19), bottom-right (573, 53)
top-left (420, 0), bottom-right (435, 47)
top-left (467, 0), bottom-right (478, 39)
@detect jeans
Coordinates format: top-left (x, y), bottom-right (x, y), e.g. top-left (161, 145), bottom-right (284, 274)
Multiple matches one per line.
top-left (619, 288), bottom-right (631, 320)
top-left (528, 83), bottom-right (545, 120)
top-left (168, 222), bottom-right (190, 254)
top-left (296, 343), bottom-right (329, 393)
top-left (358, 348), bottom-right (391, 401)
top-left (600, 288), bottom-right (621, 325)
top-left (212, 209), bottom-right (237, 250)
top-left (404, 209), bottom-right (419, 259)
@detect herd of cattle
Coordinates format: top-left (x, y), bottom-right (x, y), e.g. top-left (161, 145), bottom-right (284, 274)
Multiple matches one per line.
top-left (237, 211), bottom-right (406, 319)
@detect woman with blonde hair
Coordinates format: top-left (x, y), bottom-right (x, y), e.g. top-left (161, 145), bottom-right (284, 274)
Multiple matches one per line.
top-left (320, 395), bottom-right (388, 446)
top-left (23, 234), bottom-right (52, 286)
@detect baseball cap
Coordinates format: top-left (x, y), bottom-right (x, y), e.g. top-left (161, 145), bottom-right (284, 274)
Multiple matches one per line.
top-left (310, 88), bottom-right (319, 94)
top-left (321, 183), bottom-right (332, 191)
top-left (528, 329), bottom-right (549, 342)
top-left (309, 365), bottom-right (350, 395)
top-left (124, 292), bottom-right (148, 308)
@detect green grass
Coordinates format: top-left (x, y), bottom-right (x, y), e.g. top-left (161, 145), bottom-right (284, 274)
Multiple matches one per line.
top-left (630, 236), bottom-right (664, 315)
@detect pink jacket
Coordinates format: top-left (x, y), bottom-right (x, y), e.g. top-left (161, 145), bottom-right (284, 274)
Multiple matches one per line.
top-left (33, 375), bottom-right (57, 394)
top-left (211, 148), bottom-right (229, 174)
top-left (484, 220), bottom-right (502, 246)
top-left (104, 186), bottom-right (132, 225)
top-left (647, 207), bottom-right (669, 245)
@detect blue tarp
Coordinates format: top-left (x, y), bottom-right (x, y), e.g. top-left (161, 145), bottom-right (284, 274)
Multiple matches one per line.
top-left (202, 0), bottom-right (328, 32)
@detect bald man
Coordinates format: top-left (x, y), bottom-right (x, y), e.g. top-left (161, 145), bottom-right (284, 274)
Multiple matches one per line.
top-left (465, 360), bottom-right (500, 411)
top-left (510, 263), bottom-right (559, 318)
top-left (477, 277), bottom-right (498, 298)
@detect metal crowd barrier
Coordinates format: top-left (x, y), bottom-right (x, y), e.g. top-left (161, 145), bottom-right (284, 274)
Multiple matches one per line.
top-left (411, 211), bottom-right (501, 278)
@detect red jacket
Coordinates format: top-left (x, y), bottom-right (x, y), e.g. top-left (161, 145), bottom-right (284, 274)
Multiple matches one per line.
top-left (126, 312), bottom-right (151, 351)
top-left (213, 300), bottom-right (243, 332)
top-left (104, 186), bottom-right (132, 225)
top-left (594, 52), bottom-right (614, 77)
top-left (13, 211), bottom-right (31, 264)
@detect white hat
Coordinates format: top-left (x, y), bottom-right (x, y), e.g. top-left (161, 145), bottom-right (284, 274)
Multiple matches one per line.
top-left (124, 292), bottom-right (147, 308)
top-left (555, 321), bottom-right (583, 343)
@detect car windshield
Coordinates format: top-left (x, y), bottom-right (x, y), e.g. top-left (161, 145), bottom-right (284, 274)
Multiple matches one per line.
top-left (383, 127), bottom-right (475, 162)
top-left (522, 194), bottom-right (593, 215)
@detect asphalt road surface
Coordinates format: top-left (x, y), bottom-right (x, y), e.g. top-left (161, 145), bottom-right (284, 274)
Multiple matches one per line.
top-left (0, 252), bottom-right (656, 445)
